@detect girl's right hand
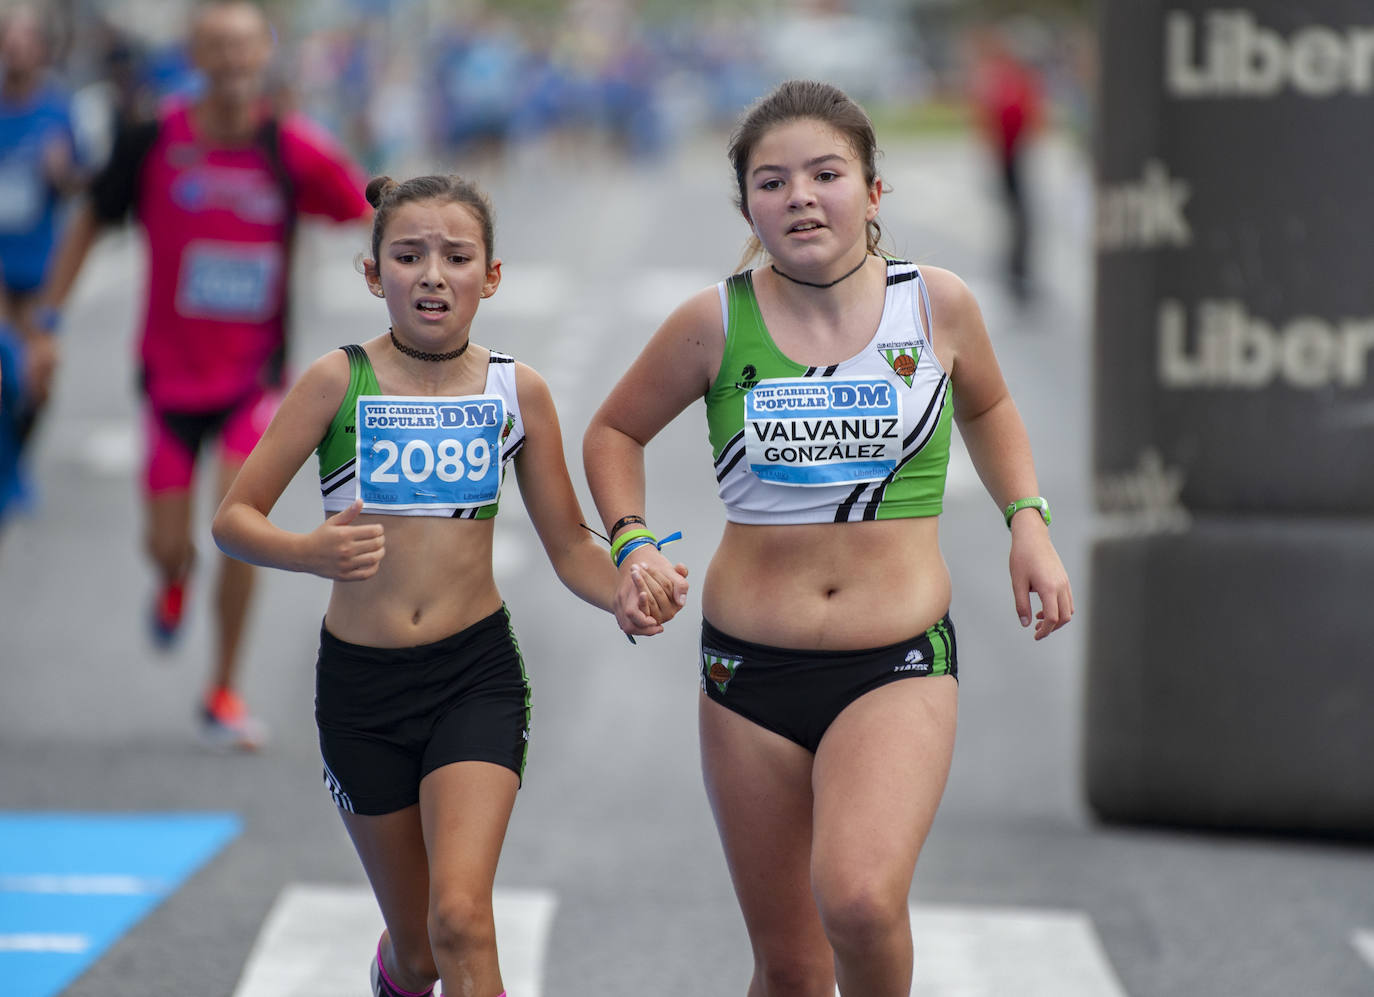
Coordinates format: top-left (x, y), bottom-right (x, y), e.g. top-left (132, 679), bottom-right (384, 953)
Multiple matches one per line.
top-left (307, 498), bottom-right (385, 581)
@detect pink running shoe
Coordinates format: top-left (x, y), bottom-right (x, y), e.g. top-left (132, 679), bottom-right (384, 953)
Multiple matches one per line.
top-left (371, 936), bottom-right (435, 997)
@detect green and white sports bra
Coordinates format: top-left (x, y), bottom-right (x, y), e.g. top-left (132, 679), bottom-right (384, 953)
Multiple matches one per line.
top-left (704, 260), bottom-right (952, 524)
top-left (316, 343), bottom-right (524, 519)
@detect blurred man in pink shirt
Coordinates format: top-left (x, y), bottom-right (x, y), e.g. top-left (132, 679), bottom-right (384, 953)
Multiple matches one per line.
top-left (37, 1), bottom-right (370, 748)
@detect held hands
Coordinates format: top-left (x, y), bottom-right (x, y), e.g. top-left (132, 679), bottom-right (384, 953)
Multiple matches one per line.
top-left (1009, 519), bottom-right (1073, 640)
top-left (614, 545), bottom-right (689, 637)
top-left (306, 498), bottom-right (385, 581)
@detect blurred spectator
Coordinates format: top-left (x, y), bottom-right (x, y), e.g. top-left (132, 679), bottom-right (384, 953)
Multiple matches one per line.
top-left (16, 1), bottom-right (1007, 176)
top-left (432, 12), bottom-right (526, 160)
top-left (969, 23), bottom-right (1044, 304)
top-left (32, 0), bottom-right (370, 750)
top-left (366, 57), bottom-right (423, 173)
top-left (0, 3), bottom-right (85, 531)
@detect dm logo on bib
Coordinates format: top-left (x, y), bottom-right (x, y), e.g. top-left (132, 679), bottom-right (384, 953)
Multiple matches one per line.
top-left (880, 343), bottom-right (923, 387)
top-left (702, 650), bottom-right (743, 693)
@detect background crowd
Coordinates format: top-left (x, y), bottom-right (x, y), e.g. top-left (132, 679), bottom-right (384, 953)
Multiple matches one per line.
top-left (36, 0), bottom-right (1095, 175)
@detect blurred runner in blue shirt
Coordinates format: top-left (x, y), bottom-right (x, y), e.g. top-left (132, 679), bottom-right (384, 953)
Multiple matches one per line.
top-left (0, 3), bottom-right (84, 527)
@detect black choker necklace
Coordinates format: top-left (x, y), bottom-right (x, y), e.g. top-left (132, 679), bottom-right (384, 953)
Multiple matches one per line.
top-left (771, 255), bottom-right (868, 289)
top-left (390, 328), bottom-right (469, 362)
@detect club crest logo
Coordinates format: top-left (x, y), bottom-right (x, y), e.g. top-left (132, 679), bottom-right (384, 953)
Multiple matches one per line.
top-left (702, 651), bottom-right (743, 693)
top-left (735, 363), bottom-right (759, 391)
top-left (500, 413), bottom-right (515, 442)
top-left (880, 345), bottom-right (922, 387)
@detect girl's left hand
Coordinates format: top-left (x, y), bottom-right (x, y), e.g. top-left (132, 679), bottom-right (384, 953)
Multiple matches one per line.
top-left (615, 549), bottom-right (689, 636)
top-left (1009, 525), bottom-right (1073, 640)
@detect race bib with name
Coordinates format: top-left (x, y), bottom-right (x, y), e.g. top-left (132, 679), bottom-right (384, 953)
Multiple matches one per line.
top-left (175, 241), bottom-right (281, 320)
top-left (356, 395), bottom-right (506, 511)
top-left (745, 377), bottom-right (902, 486)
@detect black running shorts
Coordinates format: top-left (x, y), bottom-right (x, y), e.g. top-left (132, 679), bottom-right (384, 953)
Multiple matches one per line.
top-left (699, 613), bottom-right (957, 753)
top-left (315, 605), bottom-right (531, 816)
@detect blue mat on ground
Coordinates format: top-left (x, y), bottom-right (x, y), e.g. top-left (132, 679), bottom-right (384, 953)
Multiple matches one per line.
top-left (0, 813), bottom-right (241, 997)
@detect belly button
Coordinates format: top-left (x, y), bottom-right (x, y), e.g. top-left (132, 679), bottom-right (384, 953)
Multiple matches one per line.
top-left (412, 609), bottom-right (422, 625)
top-left (825, 588), bottom-right (838, 599)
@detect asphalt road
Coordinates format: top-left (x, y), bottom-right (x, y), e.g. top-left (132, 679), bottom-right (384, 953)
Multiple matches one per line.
top-left (2, 131), bottom-right (1372, 997)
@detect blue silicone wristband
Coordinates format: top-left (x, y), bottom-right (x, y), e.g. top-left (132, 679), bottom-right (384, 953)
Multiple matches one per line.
top-left (613, 530), bottom-right (684, 568)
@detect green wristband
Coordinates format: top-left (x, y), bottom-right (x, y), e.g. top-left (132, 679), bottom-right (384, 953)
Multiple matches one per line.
top-left (1004, 496), bottom-right (1051, 529)
top-left (609, 527), bottom-right (657, 563)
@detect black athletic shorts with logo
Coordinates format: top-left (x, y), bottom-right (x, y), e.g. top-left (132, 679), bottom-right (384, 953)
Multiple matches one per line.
top-left (699, 613), bottom-right (957, 753)
top-left (315, 605), bottom-right (531, 816)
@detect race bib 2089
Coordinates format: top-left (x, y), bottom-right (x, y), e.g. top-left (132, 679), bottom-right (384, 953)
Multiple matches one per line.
top-left (356, 395), bottom-right (505, 510)
top-left (744, 377), bottom-right (902, 486)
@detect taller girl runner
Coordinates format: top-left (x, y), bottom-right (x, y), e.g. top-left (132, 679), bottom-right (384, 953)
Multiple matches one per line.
top-left (584, 80), bottom-right (1072, 995)
top-left (213, 174), bottom-right (687, 997)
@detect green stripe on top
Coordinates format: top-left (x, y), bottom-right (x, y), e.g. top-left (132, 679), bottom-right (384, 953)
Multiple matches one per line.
top-left (706, 272), bottom-right (807, 458)
top-left (317, 344), bottom-right (380, 480)
top-left (872, 395), bottom-right (953, 522)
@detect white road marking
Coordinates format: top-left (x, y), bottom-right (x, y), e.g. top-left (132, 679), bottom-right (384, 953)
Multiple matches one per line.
top-left (0, 933), bottom-right (90, 953)
top-left (236, 887), bottom-right (1124, 996)
top-left (907, 903), bottom-right (1128, 997)
top-left (1353, 929), bottom-right (1374, 972)
top-left (231, 884), bottom-right (556, 997)
top-left (0, 874), bottom-right (160, 895)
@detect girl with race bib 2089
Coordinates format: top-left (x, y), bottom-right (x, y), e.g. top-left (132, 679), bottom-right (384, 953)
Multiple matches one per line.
top-left (212, 173), bottom-right (688, 997)
top-left (583, 80), bottom-right (1072, 996)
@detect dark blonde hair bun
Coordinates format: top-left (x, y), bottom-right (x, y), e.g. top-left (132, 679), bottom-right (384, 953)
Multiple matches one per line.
top-left (364, 175), bottom-right (399, 209)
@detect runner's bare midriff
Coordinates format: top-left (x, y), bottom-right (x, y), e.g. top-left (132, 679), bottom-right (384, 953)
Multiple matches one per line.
top-left (702, 518), bottom-right (951, 649)
top-left (324, 516), bottom-right (503, 648)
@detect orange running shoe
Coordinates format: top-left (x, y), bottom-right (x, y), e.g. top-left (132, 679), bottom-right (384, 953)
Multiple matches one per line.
top-left (199, 686), bottom-right (267, 752)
